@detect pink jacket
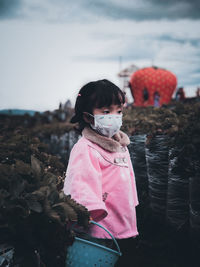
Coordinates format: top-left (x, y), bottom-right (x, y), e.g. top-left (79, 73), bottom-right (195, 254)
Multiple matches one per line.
top-left (63, 127), bottom-right (139, 239)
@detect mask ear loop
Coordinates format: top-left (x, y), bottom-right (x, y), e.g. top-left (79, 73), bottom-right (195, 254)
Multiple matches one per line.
top-left (83, 112), bottom-right (94, 118)
top-left (83, 112), bottom-right (94, 124)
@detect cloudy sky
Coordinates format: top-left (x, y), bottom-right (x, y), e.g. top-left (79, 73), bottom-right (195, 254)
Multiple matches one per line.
top-left (0, 0), bottom-right (200, 111)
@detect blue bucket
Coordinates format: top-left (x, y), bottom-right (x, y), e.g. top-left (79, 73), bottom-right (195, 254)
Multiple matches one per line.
top-left (66, 221), bottom-right (122, 267)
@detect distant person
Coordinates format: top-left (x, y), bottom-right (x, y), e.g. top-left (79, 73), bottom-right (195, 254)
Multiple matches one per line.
top-left (122, 90), bottom-right (129, 108)
top-left (59, 102), bottom-right (62, 110)
top-left (154, 91), bottom-right (160, 107)
top-left (196, 87), bottom-right (200, 98)
top-left (175, 87), bottom-right (185, 101)
top-left (143, 88), bottom-right (149, 102)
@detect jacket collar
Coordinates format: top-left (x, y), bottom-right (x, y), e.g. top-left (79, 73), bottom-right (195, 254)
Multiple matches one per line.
top-left (82, 126), bottom-right (130, 153)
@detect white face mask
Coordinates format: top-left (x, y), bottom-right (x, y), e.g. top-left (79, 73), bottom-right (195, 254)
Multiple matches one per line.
top-left (90, 114), bottom-right (122, 138)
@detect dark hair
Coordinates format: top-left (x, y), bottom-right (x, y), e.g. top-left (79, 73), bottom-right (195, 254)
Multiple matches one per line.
top-left (70, 79), bottom-right (125, 132)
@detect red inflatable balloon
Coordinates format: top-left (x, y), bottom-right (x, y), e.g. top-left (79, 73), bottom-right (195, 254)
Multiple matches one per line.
top-left (129, 67), bottom-right (177, 106)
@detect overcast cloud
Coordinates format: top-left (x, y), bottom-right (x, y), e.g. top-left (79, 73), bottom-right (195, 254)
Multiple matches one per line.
top-left (1, 0), bottom-right (200, 21)
top-left (0, 0), bottom-right (200, 111)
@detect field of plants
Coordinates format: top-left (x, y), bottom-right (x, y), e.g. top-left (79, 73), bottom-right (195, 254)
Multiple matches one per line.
top-left (0, 101), bottom-right (200, 266)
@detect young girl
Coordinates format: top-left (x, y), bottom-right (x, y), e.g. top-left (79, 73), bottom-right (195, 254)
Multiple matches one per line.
top-left (63, 79), bottom-right (139, 266)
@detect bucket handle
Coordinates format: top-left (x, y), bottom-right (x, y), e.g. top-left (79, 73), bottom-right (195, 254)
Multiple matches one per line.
top-left (90, 220), bottom-right (121, 255)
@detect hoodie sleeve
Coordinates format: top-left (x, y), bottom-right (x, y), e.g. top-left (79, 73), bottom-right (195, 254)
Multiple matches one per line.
top-left (63, 140), bottom-right (108, 222)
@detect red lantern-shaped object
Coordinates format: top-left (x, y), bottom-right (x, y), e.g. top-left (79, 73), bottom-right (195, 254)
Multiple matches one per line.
top-left (129, 67), bottom-right (177, 106)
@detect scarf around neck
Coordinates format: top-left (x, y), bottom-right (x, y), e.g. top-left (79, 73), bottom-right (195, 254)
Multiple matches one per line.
top-left (82, 126), bottom-right (130, 153)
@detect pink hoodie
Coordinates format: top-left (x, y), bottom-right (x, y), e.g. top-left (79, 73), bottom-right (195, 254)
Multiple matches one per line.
top-left (63, 127), bottom-right (139, 239)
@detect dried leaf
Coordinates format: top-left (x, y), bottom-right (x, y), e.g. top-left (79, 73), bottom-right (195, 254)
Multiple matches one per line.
top-left (31, 155), bottom-right (43, 177)
top-left (28, 200), bottom-right (42, 213)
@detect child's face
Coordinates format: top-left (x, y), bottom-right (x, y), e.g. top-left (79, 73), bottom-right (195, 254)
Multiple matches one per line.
top-left (83, 104), bottom-right (123, 125)
top-left (93, 104), bottom-right (123, 116)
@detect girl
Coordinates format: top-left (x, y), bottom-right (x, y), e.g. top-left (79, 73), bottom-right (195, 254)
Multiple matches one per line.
top-left (63, 79), bottom-right (139, 266)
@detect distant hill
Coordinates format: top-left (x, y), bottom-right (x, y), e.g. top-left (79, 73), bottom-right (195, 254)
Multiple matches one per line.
top-left (0, 109), bottom-right (39, 116)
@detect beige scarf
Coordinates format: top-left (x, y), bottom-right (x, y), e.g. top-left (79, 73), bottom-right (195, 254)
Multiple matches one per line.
top-left (82, 127), bottom-right (130, 153)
